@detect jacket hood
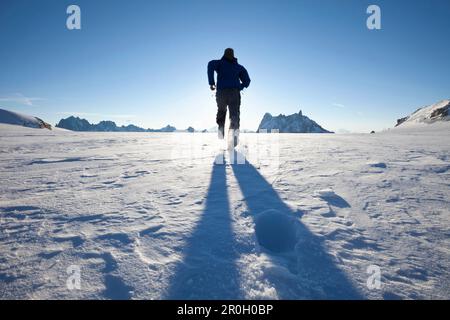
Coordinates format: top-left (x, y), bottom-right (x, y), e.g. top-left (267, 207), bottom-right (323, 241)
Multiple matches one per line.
top-left (221, 56), bottom-right (238, 63)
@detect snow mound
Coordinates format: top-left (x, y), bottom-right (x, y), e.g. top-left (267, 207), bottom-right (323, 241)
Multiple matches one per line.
top-left (314, 188), bottom-right (336, 198)
top-left (396, 99), bottom-right (450, 127)
top-left (0, 108), bottom-right (51, 129)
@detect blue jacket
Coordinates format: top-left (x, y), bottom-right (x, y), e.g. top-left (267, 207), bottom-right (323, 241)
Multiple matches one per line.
top-left (208, 57), bottom-right (251, 90)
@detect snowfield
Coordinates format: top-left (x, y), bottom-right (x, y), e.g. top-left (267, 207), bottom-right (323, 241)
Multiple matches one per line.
top-left (0, 123), bottom-right (449, 299)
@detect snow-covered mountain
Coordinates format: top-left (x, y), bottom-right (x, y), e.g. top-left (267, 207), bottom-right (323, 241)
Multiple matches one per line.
top-left (56, 116), bottom-right (177, 132)
top-left (396, 99), bottom-right (450, 127)
top-left (0, 108), bottom-right (52, 129)
top-left (257, 110), bottom-right (332, 133)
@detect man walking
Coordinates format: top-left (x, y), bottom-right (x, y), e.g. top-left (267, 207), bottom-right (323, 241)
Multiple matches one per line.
top-left (208, 48), bottom-right (250, 148)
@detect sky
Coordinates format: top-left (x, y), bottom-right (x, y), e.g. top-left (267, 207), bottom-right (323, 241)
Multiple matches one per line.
top-left (0, 0), bottom-right (449, 133)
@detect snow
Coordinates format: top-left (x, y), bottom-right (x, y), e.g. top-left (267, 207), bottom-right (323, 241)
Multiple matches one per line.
top-left (0, 123), bottom-right (449, 299)
top-left (0, 108), bottom-right (50, 129)
top-left (396, 99), bottom-right (450, 127)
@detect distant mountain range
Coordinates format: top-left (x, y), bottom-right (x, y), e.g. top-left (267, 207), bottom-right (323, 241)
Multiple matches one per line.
top-left (395, 99), bottom-right (450, 127)
top-left (257, 110), bottom-right (332, 133)
top-left (3, 99), bottom-right (449, 133)
top-left (56, 116), bottom-right (177, 132)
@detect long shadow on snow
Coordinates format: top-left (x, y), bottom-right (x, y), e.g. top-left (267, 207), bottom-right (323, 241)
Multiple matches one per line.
top-left (231, 151), bottom-right (363, 299)
top-left (165, 156), bottom-right (242, 299)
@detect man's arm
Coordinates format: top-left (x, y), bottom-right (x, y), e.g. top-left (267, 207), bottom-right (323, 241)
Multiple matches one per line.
top-left (239, 66), bottom-right (251, 90)
top-left (207, 60), bottom-right (218, 86)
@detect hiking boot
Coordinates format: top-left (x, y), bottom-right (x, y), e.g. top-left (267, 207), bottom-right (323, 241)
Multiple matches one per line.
top-left (218, 126), bottom-right (225, 139)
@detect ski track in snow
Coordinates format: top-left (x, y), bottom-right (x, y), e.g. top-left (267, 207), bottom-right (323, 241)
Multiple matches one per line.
top-left (0, 124), bottom-right (449, 299)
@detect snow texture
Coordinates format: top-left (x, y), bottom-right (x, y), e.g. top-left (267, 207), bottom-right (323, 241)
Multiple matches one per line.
top-left (0, 122), bottom-right (449, 299)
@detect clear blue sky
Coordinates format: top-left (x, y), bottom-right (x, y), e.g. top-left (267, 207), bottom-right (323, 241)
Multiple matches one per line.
top-left (1, 0), bottom-right (449, 132)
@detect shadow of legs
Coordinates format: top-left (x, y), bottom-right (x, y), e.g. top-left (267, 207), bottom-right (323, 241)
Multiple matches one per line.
top-left (231, 153), bottom-right (363, 299)
top-left (165, 158), bottom-right (241, 299)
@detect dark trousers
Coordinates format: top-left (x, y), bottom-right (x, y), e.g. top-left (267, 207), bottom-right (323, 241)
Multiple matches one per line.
top-left (216, 88), bottom-right (241, 129)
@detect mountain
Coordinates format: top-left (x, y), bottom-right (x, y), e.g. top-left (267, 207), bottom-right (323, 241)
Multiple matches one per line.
top-left (257, 110), bottom-right (332, 133)
top-left (56, 116), bottom-right (91, 131)
top-left (56, 116), bottom-right (177, 132)
top-left (396, 99), bottom-right (450, 127)
top-left (158, 125), bottom-right (177, 132)
top-left (0, 108), bottom-right (52, 130)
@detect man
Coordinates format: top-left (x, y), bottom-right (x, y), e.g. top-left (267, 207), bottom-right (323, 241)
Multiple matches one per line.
top-left (208, 48), bottom-right (250, 147)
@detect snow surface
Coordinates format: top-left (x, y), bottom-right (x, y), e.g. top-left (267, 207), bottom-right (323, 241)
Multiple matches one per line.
top-left (0, 123), bottom-right (449, 299)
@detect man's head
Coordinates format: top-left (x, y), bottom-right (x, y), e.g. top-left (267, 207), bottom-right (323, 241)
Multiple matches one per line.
top-left (223, 48), bottom-right (235, 61)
